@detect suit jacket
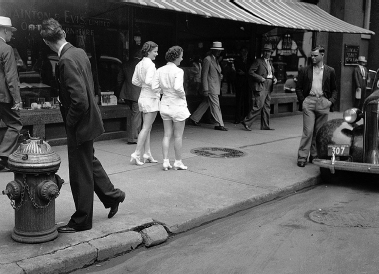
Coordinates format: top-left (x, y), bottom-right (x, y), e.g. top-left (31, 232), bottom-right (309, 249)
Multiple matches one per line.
top-left (58, 43), bottom-right (104, 145)
top-left (353, 65), bottom-right (368, 90)
top-left (248, 57), bottom-right (276, 93)
top-left (295, 64), bottom-right (338, 111)
top-left (118, 57), bottom-right (142, 102)
top-left (201, 54), bottom-right (222, 95)
top-left (0, 39), bottom-right (20, 104)
top-left (234, 55), bottom-right (252, 88)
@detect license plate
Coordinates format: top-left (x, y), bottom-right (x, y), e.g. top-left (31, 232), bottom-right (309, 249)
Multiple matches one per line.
top-left (327, 145), bottom-right (350, 156)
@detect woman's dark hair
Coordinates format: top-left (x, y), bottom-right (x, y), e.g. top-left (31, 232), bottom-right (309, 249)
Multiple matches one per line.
top-left (40, 18), bottom-right (65, 43)
top-left (141, 41), bottom-right (158, 57)
top-left (165, 46), bottom-right (183, 62)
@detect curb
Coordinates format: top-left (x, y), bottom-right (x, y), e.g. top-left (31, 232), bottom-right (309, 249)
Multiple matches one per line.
top-left (1, 176), bottom-right (320, 274)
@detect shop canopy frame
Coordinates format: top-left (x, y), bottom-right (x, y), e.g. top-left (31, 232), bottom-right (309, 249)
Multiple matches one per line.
top-left (233, 0), bottom-right (374, 35)
top-left (114, 0), bottom-right (271, 25)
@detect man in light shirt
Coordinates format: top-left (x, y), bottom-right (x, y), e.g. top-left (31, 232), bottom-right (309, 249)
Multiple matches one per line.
top-left (295, 45), bottom-right (338, 167)
top-left (353, 56), bottom-right (368, 109)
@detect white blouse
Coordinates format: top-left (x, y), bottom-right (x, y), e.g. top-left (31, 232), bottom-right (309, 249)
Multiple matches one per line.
top-left (132, 57), bottom-right (159, 99)
top-left (152, 62), bottom-right (187, 106)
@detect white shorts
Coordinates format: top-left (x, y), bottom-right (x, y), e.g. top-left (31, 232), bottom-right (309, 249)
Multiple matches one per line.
top-left (138, 97), bottom-right (160, 113)
top-left (160, 104), bottom-right (191, 122)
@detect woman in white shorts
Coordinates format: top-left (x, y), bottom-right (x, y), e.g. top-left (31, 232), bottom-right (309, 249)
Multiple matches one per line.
top-left (152, 46), bottom-right (190, 170)
top-left (130, 41), bottom-right (159, 165)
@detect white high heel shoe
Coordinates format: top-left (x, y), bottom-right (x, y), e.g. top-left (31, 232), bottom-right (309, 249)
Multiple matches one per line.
top-left (130, 153), bottom-right (144, 166)
top-left (143, 154), bottom-right (158, 163)
top-left (163, 159), bottom-right (172, 171)
top-left (173, 160), bottom-right (187, 170)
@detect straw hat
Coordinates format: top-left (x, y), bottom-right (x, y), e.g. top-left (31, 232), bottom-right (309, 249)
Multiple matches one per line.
top-left (0, 16), bottom-right (17, 31)
top-left (358, 56), bottom-right (367, 63)
top-left (210, 41), bottom-right (224, 50)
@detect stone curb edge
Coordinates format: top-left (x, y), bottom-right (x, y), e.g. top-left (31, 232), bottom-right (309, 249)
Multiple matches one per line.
top-left (1, 175), bottom-right (319, 274)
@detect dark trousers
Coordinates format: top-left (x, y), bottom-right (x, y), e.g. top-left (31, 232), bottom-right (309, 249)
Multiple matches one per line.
top-left (125, 100), bottom-right (142, 143)
top-left (243, 79), bottom-right (273, 129)
top-left (66, 128), bottom-right (124, 230)
top-left (234, 77), bottom-right (251, 123)
top-left (0, 102), bottom-right (22, 158)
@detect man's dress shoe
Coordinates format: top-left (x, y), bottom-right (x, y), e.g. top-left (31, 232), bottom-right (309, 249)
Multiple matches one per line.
top-left (309, 155), bottom-right (318, 163)
top-left (241, 121), bottom-right (252, 131)
top-left (108, 192), bottom-right (126, 219)
top-left (297, 161), bottom-right (306, 167)
top-left (57, 225), bottom-right (77, 233)
top-left (214, 126), bottom-right (228, 131)
top-left (189, 119), bottom-right (200, 126)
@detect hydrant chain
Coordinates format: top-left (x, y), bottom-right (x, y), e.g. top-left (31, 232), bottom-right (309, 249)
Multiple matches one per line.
top-left (24, 178), bottom-right (55, 209)
top-left (10, 182), bottom-right (25, 211)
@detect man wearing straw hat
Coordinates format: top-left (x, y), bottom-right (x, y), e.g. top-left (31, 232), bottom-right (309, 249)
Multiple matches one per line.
top-left (189, 41), bottom-right (228, 131)
top-left (353, 55), bottom-right (368, 109)
top-left (241, 44), bottom-right (277, 131)
top-left (0, 16), bottom-right (22, 172)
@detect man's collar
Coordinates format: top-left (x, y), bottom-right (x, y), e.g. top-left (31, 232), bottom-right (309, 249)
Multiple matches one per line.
top-left (58, 42), bottom-right (69, 57)
top-left (0, 36), bottom-right (6, 43)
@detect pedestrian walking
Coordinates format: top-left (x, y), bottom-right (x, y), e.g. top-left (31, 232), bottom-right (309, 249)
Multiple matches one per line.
top-left (152, 46), bottom-right (190, 171)
top-left (117, 49), bottom-right (143, 144)
top-left (296, 45), bottom-right (338, 167)
top-left (130, 41), bottom-right (159, 165)
top-left (0, 16), bottom-right (22, 172)
top-left (189, 41), bottom-right (228, 131)
top-left (234, 47), bottom-right (252, 124)
top-left (40, 18), bottom-right (125, 232)
top-left (241, 44), bottom-right (277, 131)
top-left (353, 55), bottom-right (368, 109)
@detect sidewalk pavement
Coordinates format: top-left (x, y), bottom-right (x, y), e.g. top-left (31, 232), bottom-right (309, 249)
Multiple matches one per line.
top-left (0, 112), bottom-right (343, 274)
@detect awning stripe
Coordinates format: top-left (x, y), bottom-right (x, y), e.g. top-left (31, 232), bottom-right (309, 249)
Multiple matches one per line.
top-left (234, 0), bottom-right (374, 34)
top-left (116, 0), bottom-right (270, 25)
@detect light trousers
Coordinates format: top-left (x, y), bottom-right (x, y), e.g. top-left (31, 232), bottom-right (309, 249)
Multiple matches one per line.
top-left (191, 93), bottom-right (224, 126)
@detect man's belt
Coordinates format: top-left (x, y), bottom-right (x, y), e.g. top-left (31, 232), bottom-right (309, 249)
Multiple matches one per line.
top-left (308, 93), bottom-right (324, 98)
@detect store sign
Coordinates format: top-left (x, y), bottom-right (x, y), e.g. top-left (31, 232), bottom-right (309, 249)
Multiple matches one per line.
top-left (344, 45), bottom-right (360, 66)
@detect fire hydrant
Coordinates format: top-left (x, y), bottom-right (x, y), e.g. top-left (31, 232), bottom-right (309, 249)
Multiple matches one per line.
top-left (2, 137), bottom-right (63, 243)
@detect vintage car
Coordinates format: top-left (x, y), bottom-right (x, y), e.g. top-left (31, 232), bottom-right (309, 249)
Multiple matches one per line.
top-left (313, 69), bottom-right (379, 180)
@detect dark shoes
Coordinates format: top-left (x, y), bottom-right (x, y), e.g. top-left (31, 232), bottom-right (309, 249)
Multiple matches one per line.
top-left (241, 121), bottom-right (252, 131)
top-left (57, 225), bottom-right (78, 233)
top-left (214, 125), bottom-right (228, 131)
top-left (189, 119), bottom-right (200, 126)
top-left (297, 161), bottom-right (306, 167)
top-left (127, 141), bottom-right (137, 145)
top-left (308, 155), bottom-right (318, 163)
top-left (261, 127), bottom-right (275, 130)
top-left (0, 157), bottom-right (10, 172)
top-left (108, 192), bottom-right (126, 219)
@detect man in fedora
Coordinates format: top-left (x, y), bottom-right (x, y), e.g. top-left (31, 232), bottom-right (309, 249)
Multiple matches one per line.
top-left (353, 55), bottom-right (368, 109)
top-left (241, 44), bottom-right (277, 131)
top-left (0, 16), bottom-right (22, 172)
top-left (189, 41), bottom-right (228, 131)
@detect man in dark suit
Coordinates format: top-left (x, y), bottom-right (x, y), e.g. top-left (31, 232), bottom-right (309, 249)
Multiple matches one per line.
top-left (117, 49), bottom-right (142, 144)
top-left (241, 45), bottom-right (277, 131)
top-left (234, 47), bottom-right (252, 124)
top-left (40, 18), bottom-right (125, 232)
top-left (353, 56), bottom-right (368, 109)
top-left (0, 16), bottom-right (22, 172)
top-left (189, 41), bottom-right (228, 131)
top-left (296, 45), bottom-right (338, 167)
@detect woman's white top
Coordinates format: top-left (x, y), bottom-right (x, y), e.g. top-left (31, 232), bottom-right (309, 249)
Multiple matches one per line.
top-left (132, 57), bottom-right (159, 99)
top-left (152, 62), bottom-right (187, 106)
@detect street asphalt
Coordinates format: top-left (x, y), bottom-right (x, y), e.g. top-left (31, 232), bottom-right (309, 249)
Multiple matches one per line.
top-left (0, 111), bottom-right (343, 274)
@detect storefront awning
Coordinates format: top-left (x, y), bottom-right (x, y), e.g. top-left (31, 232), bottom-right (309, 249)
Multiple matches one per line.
top-left (233, 0), bottom-right (374, 35)
top-left (114, 0), bottom-right (270, 25)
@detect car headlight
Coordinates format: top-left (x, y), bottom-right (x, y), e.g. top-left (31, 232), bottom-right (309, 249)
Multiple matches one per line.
top-left (343, 108), bottom-right (361, 123)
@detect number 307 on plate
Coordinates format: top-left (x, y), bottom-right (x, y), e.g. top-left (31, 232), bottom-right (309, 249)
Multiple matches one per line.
top-left (327, 144), bottom-right (350, 156)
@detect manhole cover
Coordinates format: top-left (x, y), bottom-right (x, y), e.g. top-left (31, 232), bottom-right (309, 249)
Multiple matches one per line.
top-left (309, 208), bottom-right (379, 228)
top-left (190, 147), bottom-right (245, 158)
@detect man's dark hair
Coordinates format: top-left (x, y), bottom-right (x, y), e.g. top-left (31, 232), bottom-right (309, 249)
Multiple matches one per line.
top-left (40, 18), bottom-right (65, 43)
top-left (312, 45), bottom-right (325, 54)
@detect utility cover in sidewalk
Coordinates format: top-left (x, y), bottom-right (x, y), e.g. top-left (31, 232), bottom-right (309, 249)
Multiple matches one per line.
top-left (309, 208), bottom-right (379, 228)
top-left (190, 147), bottom-right (245, 158)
